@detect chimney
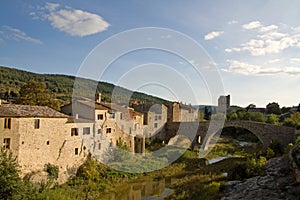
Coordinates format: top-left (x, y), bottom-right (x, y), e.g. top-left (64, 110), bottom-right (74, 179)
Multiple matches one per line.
top-left (95, 93), bottom-right (101, 103)
top-left (75, 114), bottom-right (79, 119)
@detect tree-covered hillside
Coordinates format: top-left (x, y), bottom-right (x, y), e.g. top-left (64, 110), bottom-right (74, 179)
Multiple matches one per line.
top-left (0, 66), bottom-right (168, 105)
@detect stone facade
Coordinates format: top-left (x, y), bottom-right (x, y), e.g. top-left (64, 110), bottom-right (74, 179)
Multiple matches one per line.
top-left (0, 104), bottom-right (94, 183)
top-left (61, 98), bottom-right (145, 153)
top-left (166, 102), bottom-right (198, 122)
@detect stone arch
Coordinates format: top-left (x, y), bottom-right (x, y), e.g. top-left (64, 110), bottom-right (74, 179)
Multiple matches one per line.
top-left (201, 120), bottom-right (295, 150)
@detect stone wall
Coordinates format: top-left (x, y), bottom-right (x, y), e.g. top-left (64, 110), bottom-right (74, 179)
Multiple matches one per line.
top-left (160, 120), bottom-right (295, 150)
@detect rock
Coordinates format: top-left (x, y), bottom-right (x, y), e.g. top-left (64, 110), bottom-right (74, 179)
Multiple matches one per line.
top-left (224, 157), bottom-right (299, 199)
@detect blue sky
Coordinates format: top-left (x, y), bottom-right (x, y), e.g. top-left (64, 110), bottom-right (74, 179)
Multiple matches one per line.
top-left (1, 0), bottom-right (300, 107)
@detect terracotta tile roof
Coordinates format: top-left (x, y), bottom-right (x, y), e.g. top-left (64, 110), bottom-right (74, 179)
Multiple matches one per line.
top-left (0, 104), bottom-right (68, 118)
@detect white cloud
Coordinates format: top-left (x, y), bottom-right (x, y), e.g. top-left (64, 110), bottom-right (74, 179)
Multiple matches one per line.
top-left (242, 21), bottom-right (262, 30)
top-left (226, 60), bottom-right (300, 76)
top-left (226, 26), bottom-right (300, 56)
top-left (268, 59), bottom-right (280, 63)
top-left (0, 26), bottom-right (42, 44)
top-left (45, 2), bottom-right (59, 11)
top-left (260, 25), bottom-right (278, 32)
top-left (226, 60), bottom-right (261, 75)
top-left (290, 58), bottom-right (300, 63)
top-left (204, 31), bottom-right (224, 40)
top-left (38, 3), bottom-right (110, 37)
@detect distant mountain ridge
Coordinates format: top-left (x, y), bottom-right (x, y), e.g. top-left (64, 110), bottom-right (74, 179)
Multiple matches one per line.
top-left (0, 66), bottom-right (168, 105)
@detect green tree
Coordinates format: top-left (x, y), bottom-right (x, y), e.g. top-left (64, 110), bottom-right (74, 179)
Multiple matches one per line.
top-left (0, 148), bottom-right (22, 199)
top-left (266, 102), bottom-right (281, 115)
top-left (266, 114), bottom-right (279, 125)
top-left (228, 111), bottom-right (238, 120)
top-left (249, 112), bottom-right (266, 122)
top-left (16, 80), bottom-right (60, 110)
top-left (283, 112), bottom-right (300, 129)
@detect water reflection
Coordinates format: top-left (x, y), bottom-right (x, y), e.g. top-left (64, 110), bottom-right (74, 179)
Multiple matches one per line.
top-left (102, 178), bottom-right (173, 200)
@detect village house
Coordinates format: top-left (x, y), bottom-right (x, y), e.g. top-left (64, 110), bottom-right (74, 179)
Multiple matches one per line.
top-left (0, 104), bottom-right (93, 183)
top-left (132, 103), bottom-right (168, 138)
top-left (166, 102), bottom-right (198, 122)
top-left (61, 94), bottom-right (145, 154)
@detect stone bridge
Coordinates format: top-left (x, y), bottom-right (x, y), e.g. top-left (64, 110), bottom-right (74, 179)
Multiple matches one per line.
top-left (161, 120), bottom-right (296, 150)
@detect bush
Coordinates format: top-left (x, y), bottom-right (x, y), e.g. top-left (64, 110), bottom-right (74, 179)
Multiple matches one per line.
top-left (44, 163), bottom-right (59, 180)
top-left (268, 140), bottom-right (284, 156)
top-left (266, 148), bottom-right (275, 159)
top-left (0, 148), bottom-right (22, 199)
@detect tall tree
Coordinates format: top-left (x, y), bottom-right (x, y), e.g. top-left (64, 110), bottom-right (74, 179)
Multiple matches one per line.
top-left (266, 102), bottom-right (281, 115)
top-left (16, 80), bottom-right (60, 110)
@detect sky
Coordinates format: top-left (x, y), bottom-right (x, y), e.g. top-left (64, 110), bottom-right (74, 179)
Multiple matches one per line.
top-left (1, 0), bottom-right (300, 107)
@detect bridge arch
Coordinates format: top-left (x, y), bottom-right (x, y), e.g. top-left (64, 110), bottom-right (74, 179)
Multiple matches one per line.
top-left (200, 120), bottom-right (295, 151)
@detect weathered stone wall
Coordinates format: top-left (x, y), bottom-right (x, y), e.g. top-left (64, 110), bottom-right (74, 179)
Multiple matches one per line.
top-left (18, 118), bottom-right (86, 176)
top-left (0, 117), bottom-right (92, 183)
top-left (0, 117), bottom-right (21, 155)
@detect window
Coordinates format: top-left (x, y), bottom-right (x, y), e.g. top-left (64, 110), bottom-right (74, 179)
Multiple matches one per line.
top-left (46, 141), bottom-right (50, 145)
top-left (71, 128), bottom-right (79, 136)
top-left (154, 123), bottom-right (158, 128)
top-left (109, 111), bottom-right (115, 119)
top-left (158, 116), bottom-right (162, 120)
top-left (129, 127), bottom-right (132, 135)
top-left (4, 118), bottom-right (11, 129)
top-left (97, 114), bottom-right (103, 120)
top-left (97, 129), bottom-right (102, 134)
top-left (74, 148), bottom-right (79, 155)
top-left (155, 116), bottom-right (158, 121)
top-left (34, 119), bottom-right (40, 129)
top-left (120, 113), bottom-right (123, 120)
top-left (83, 127), bottom-right (90, 135)
top-left (106, 128), bottom-right (112, 133)
top-left (98, 143), bottom-right (101, 150)
top-left (3, 138), bottom-right (10, 150)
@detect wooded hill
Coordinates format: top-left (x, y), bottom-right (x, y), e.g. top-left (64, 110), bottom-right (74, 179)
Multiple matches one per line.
top-left (0, 66), bottom-right (168, 105)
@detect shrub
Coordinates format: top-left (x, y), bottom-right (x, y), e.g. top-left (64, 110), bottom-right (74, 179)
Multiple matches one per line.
top-left (266, 148), bottom-right (275, 159)
top-left (0, 148), bottom-right (22, 199)
top-left (44, 163), bottom-right (59, 180)
top-left (268, 140), bottom-right (284, 156)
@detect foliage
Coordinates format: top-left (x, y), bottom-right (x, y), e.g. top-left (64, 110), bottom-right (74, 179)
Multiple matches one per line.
top-left (44, 163), bottom-right (59, 180)
top-left (16, 80), bottom-right (60, 110)
top-left (283, 112), bottom-right (300, 129)
top-left (211, 113), bottom-right (226, 120)
top-left (266, 148), bottom-right (275, 159)
top-left (266, 114), bottom-right (279, 125)
top-left (0, 66), bottom-right (168, 105)
top-left (228, 111), bottom-right (238, 120)
top-left (0, 148), bottom-right (22, 199)
top-left (245, 156), bottom-right (267, 177)
top-left (228, 109), bottom-right (266, 122)
top-left (266, 102), bottom-right (281, 115)
top-left (268, 140), bottom-right (284, 156)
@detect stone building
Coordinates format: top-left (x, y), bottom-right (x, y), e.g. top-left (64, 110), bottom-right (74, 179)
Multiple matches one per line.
top-left (132, 103), bottom-right (168, 138)
top-left (61, 96), bottom-right (145, 153)
top-left (218, 95), bottom-right (230, 111)
top-left (166, 102), bottom-right (198, 122)
top-left (0, 104), bottom-right (93, 183)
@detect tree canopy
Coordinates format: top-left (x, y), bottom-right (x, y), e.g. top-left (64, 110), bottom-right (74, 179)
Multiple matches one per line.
top-left (16, 80), bottom-right (60, 110)
top-left (266, 102), bottom-right (281, 115)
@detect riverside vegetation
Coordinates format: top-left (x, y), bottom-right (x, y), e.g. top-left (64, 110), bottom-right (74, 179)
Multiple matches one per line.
top-left (0, 129), bottom-right (292, 200)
